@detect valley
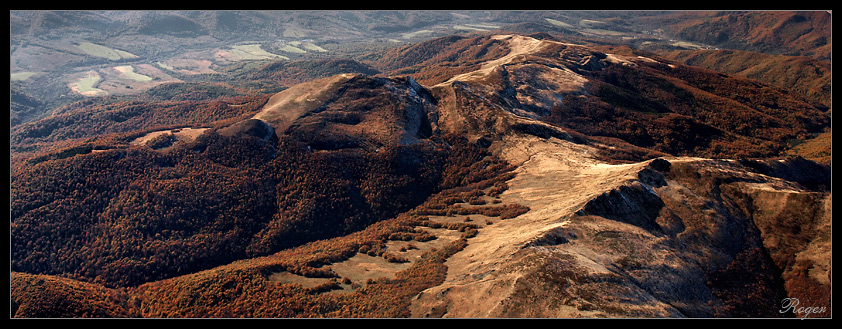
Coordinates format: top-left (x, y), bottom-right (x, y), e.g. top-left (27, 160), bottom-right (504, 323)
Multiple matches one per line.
top-left (9, 10), bottom-right (831, 319)
top-left (9, 10), bottom-right (750, 127)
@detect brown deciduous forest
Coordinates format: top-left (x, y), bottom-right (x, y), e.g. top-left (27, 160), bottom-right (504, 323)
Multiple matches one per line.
top-left (10, 22), bottom-right (831, 318)
top-left (542, 59), bottom-right (829, 161)
top-left (10, 89), bottom-right (516, 289)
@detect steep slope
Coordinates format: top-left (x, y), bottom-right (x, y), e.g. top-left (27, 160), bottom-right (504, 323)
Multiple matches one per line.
top-left (656, 48), bottom-right (831, 108)
top-left (403, 34), bottom-right (831, 317)
top-left (238, 58), bottom-right (381, 88)
top-left (10, 88), bottom-right (44, 127)
top-left (410, 133), bottom-right (830, 318)
top-left (423, 34), bottom-right (828, 161)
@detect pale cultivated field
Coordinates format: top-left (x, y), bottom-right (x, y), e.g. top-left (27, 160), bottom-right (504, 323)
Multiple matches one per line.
top-left (401, 30), bottom-right (434, 39)
top-left (69, 64), bottom-right (180, 97)
top-left (69, 71), bottom-right (106, 97)
top-left (74, 42), bottom-right (138, 61)
top-left (156, 58), bottom-right (218, 75)
top-left (216, 44), bottom-right (289, 63)
top-left (114, 65), bottom-right (153, 82)
top-left (10, 72), bottom-right (38, 81)
top-left (545, 18), bottom-right (574, 28)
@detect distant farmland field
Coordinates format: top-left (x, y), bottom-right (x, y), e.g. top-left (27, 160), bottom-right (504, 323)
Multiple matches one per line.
top-left (10, 72), bottom-right (38, 81)
top-left (70, 72), bottom-right (106, 96)
top-left (115, 66), bottom-right (153, 82)
top-left (227, 44), bottom-right (288, 60)
top-left (75, 42), bottom-right (138, 61)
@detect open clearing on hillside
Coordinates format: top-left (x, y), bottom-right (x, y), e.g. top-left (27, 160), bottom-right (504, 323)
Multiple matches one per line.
top-left (578, 19), bottom-right (606, 27)
top-left (265, 181), bottom-right (512, 295)
top-left (288, 41), bottom-right (328, 52)
top-left (465, 23), bottom-right (499, 29)
top-left (70, 64), bottom-right (178, 97)
top-left (130, 127), bottom-right (209, 150)
top-left (266, 209), bottom-right (503, 294)
top-left (670, 40), bottom-right (711, 49)
top-left (75, 76), bottom-right (103, 93)
top-left (277, 40), bottom-right (327, 54)
top-left (283, 27), bottom-right (309, 38)
top-left (453, 25), bottom-right (488, 32)
top-left (582, 29), bottom-right (626, 36)
top-left (301, 42), bottom-right (328, 52)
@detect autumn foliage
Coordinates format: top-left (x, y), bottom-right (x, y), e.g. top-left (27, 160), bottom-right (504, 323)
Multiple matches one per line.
top-left (9, 31), bottom-right (831, 318)
top-left (706, 248), bottom-right (791, 318)
top-left (11, 272), bottom-right (139, 318)
top-left (11, 121), bottom-right (524, 317)
top-left (543, 59), bottom-right (828, 161)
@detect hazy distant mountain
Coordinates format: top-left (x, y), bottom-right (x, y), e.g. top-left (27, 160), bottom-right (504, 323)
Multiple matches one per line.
top-left (10, 10), bottom-right (831, 126)
top-left (660, 11), bottom-right (831, 60)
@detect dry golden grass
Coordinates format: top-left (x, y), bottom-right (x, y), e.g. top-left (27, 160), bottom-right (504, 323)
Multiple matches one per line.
top-left (786, 130), bottom-right (831, 165)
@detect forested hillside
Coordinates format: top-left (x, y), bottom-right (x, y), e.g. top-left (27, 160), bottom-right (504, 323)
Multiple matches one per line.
top-left (10, 10), bottom-right (831, 319)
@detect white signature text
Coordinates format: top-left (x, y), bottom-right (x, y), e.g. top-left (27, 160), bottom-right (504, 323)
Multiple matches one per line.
top-left (780, 298), bottom-right (827, 319)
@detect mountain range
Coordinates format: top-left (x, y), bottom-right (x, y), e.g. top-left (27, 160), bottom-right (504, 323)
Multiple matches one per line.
top-left (10, 10), bottom-right (831, 318)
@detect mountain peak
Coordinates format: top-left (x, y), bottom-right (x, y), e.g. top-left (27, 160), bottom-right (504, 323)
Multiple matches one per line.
top-left (245, 73), bottom-right (437, 151)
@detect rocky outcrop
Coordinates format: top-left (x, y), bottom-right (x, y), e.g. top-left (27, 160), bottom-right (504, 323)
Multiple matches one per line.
top-left (575, 181), bottom-right (666, 234)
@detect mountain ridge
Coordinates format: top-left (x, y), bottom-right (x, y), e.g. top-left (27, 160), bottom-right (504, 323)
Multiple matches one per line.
top-left (10, 28), bottom-right (832, 318)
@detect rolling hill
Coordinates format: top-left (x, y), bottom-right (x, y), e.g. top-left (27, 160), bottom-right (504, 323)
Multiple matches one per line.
top-left (658, 11), bottom-right (831, 60)
top-left (656, 48), bottom-right (831, 108)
